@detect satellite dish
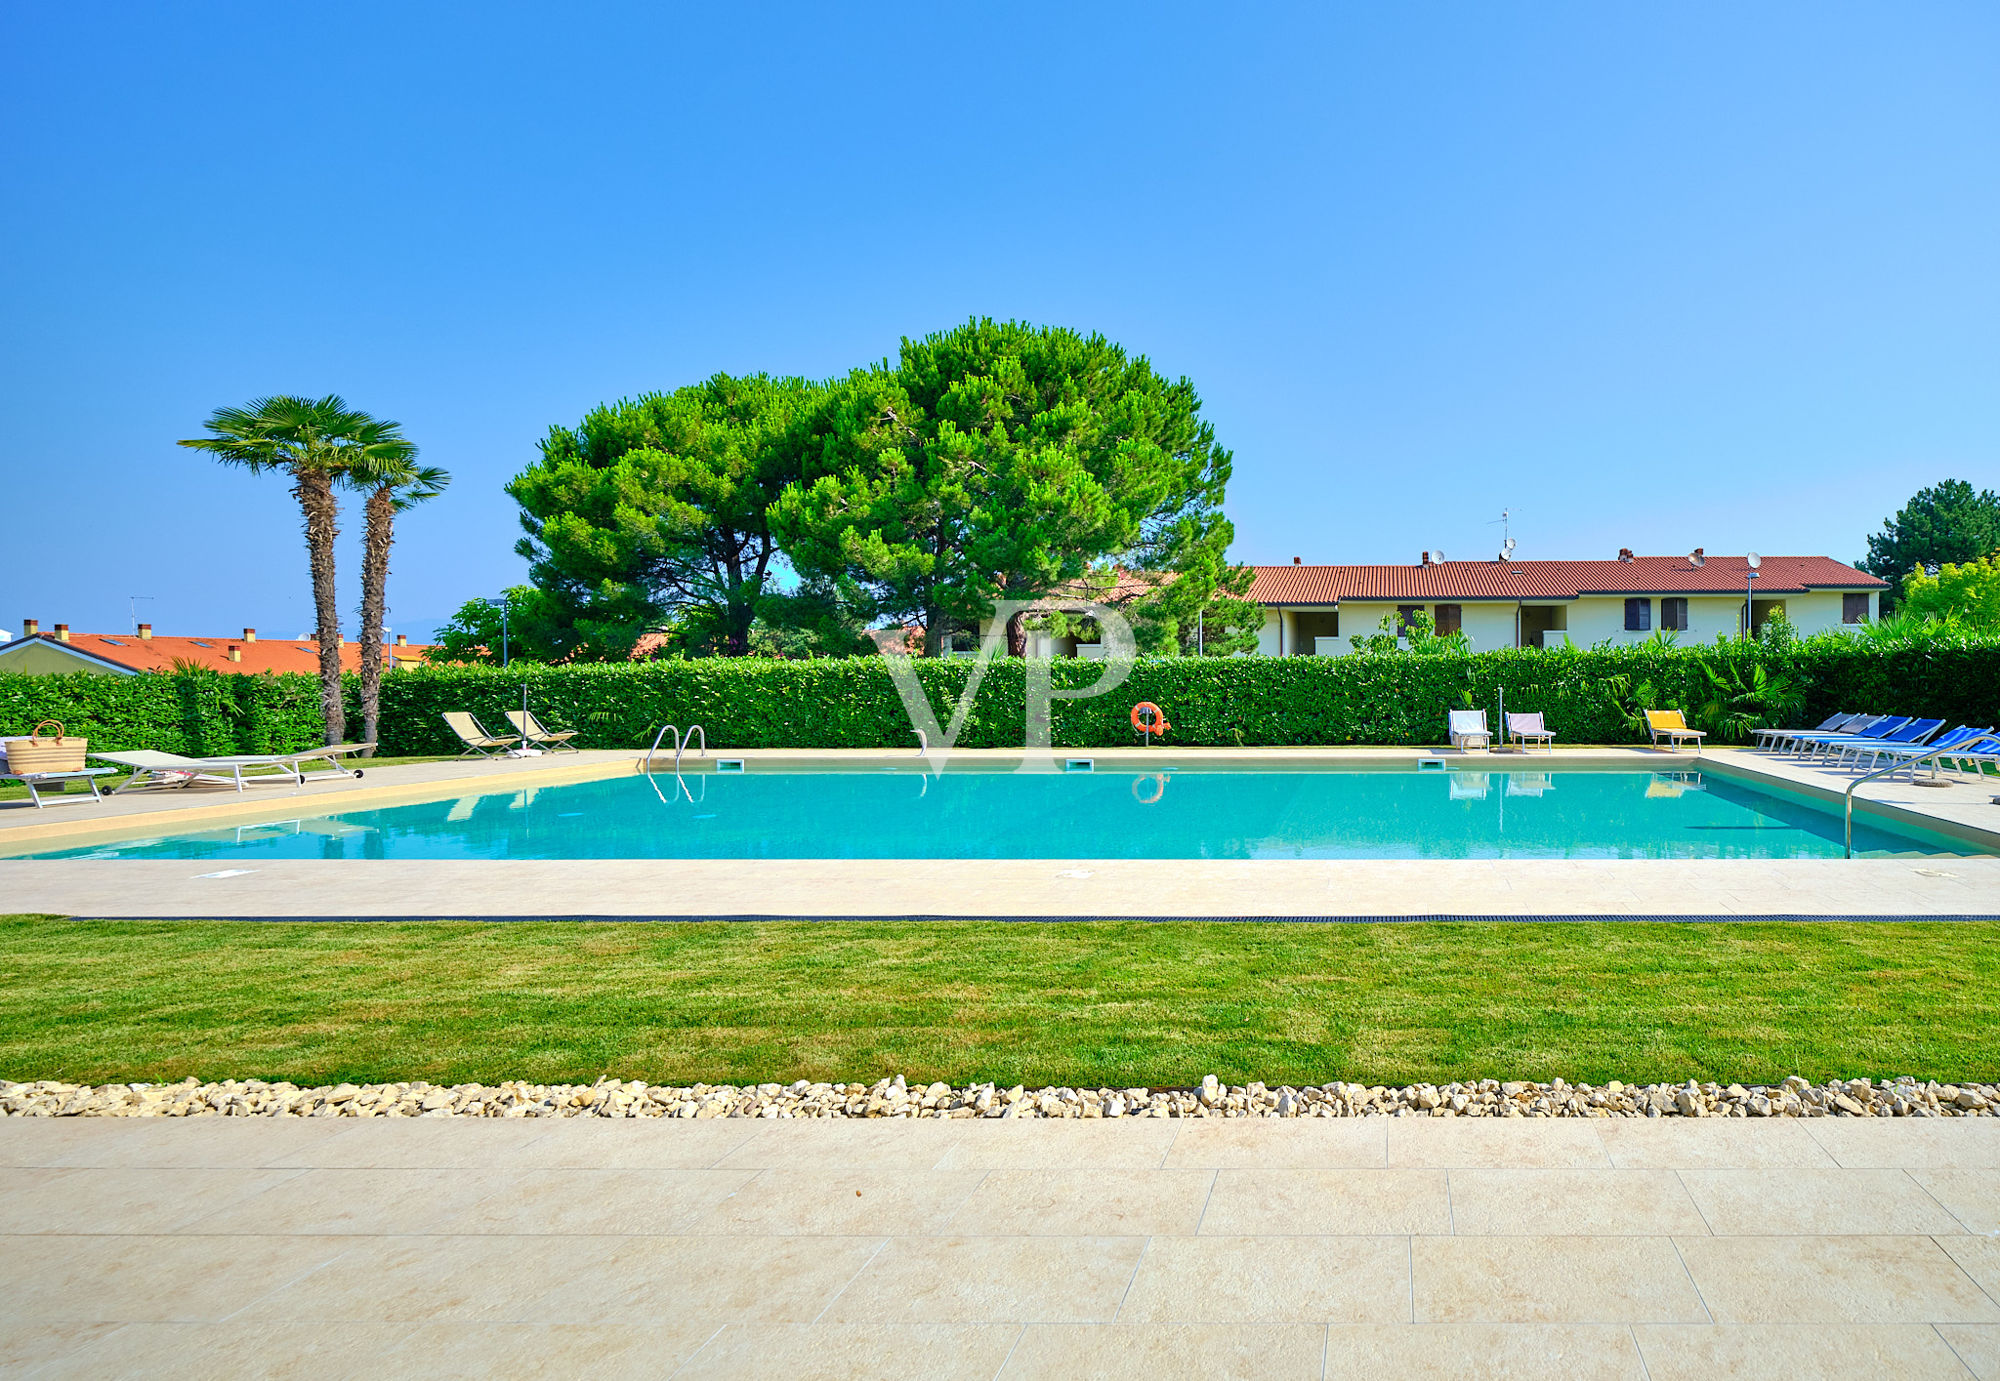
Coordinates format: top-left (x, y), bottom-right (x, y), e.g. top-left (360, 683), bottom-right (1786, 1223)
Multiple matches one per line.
top-left (1503, 537), bottom-right (1516, 555)
top-left (1433, 550), bottom-right (1445, 563)
top-left (1746, 551), bottom-right (1762, 570)
top-left (1688, 550), bottom-right (1706, 568)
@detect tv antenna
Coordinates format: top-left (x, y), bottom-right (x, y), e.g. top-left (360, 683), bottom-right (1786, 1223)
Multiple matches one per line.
top-left (1486, 508), bottom-right (1520, 561)
top-left (129, 595), bottom-right (154, 633)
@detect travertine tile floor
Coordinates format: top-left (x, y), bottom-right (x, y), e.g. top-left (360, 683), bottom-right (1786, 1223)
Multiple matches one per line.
top-left (1, 1117), bottom-right (1996, 1378)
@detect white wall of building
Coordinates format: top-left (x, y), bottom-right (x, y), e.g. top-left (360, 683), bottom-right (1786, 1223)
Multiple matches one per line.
top-left (1255, 588), bottom-right (1873, 656)
top-left (987, 586), bottom-right (1875, 658)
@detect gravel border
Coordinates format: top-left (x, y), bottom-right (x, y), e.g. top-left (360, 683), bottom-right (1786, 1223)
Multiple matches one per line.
top-left (4, 1075), bottom-right (1995, 1119)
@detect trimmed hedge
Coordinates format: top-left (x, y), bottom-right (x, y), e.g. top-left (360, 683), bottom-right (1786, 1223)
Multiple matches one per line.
top-left (7, 642), bottom-right (1997, 757)
top-left (0, 670), bottom-right (326, 757)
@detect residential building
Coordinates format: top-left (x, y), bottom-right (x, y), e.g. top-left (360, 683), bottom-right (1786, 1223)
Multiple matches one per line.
top-left (0, 619), bottom-right (439, 676)
top-left (1249, 551), bottom-right (1888, 655)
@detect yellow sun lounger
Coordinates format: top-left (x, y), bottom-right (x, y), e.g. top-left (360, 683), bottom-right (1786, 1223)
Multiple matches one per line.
top-left (1644, 710), bottom-right (1707, 753)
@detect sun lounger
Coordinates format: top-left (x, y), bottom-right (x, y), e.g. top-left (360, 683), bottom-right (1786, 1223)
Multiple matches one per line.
top-left (444, 712), bottom-right (521, 757)
top-left (1811, 717), bottom-right (1939, 763)
top-left (1505, 712), bottom-right (1556, 753)
top-left (1789, 716), bottom-right (1906, 758)
top-left (1937, 734), bottom-right (2000, 780)
top-left (1644, 710), bottom-right (1706, 753)
top-left (93, 745), bottom-right (369, 794)
top-left (1447, 710), bottom-right (1492, 752)
top-left (1843, 725), bottom-right (1991, 777)
top-left (1, 765), bottom-right (116, 808)
top-left (1754, 712), bottom-right (1855, 751)
top-left (505, 710), bottom-right (578, 753)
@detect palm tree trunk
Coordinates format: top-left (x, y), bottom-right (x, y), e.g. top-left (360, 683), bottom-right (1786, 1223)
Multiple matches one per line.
top-left (357, 482), bottom-right (395, 752)
top-left (295, 467), bottom-right (345, 745)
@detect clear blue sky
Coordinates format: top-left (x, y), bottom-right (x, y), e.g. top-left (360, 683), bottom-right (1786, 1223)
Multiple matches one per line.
top-left (3, 3), bottom-right (1995, 641)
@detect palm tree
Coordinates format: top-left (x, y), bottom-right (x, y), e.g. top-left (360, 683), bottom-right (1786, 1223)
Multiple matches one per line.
top-left (178, 395), bottom-right (379, 745)
top-left (350, 439), bottom-right (450, 751)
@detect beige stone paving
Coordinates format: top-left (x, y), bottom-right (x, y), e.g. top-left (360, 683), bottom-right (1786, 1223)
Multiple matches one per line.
top-left (6, 855), bottom-right (1997, 919)
top-left (4, 1118), bottom-right (2000, 1378)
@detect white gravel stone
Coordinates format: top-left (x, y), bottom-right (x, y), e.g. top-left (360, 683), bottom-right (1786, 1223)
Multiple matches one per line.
top-left (2, 1074), bottom-right (1991, 1120)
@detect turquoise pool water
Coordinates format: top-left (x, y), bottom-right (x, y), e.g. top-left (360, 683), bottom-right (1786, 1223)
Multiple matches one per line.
top-left (14, 767), bottom-right (1979, 861)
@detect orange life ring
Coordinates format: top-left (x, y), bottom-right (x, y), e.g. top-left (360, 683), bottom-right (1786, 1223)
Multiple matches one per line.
top-left (1131, 701), bottom-right (1171, 736)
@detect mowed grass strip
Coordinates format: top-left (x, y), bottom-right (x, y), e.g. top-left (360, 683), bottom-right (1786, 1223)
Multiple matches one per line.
top-left (0, 915), bottom-right (1994, 1090)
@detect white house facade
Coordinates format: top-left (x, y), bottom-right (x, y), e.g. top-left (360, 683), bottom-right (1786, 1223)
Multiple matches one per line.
top-left (1248, 551), bottom-right (1888, 656)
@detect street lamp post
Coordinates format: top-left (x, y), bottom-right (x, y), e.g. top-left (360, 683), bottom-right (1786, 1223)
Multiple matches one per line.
top-left (1744, 552), bottom-right (1762, 639)
top-left (482, 595), bottom-right (510, 668)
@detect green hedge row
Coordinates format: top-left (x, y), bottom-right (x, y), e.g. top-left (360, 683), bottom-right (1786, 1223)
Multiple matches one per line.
top-left (0, 671), bottom-right (325, 758)
top-left (6, 642), bottom-right (1997, 757)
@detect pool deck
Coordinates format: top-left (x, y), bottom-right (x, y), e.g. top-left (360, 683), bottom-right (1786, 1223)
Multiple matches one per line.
top-left (1, 747), bottom-right (1996, 921)
top-left (1, 1117), bottom-right (1996, 1378)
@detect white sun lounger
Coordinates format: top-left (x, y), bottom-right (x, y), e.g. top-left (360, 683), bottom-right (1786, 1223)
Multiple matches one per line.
top-left (1447, 710), bottom-right (1492, 752)
top-left (1505, 712), bottom-right (1556, 753)
top-left (93, 745), bottom-right (370, 794)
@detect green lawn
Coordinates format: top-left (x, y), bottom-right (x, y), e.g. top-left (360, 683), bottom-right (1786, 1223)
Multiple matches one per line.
top-left (2, 916), bottom-right (1994, 1089)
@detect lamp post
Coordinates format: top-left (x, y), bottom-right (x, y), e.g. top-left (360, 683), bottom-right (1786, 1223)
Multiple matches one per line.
top-left (1744, 552), bottom-right (1762, 639)
top-left (482, 595), bottom-right (511, 668)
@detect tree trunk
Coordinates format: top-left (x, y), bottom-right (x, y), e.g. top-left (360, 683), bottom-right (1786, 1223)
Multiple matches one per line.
top-left (1006, 608), bottom-right (1028, 657)
top-left (924, 605), bottom-right (945, 657)
top-left (357, 482), bottom-right (396, 753)
top-left (295, 467), bottom-right (345, 745)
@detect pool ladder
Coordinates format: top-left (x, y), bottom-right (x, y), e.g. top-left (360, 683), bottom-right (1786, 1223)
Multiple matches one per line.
top-left (643, 723), bottom-right (706, 774)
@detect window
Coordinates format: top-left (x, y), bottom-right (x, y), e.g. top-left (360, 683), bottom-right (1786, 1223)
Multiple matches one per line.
top-left (1433, 604), bottom-right (1462, 636)
top-left (1396, 604), bottom-right (1421, 634)
top-left (1661, 598), bottom-right (1688, 631)
top-left (1624, 598), bottom-right (1652, 632)
top-left (1843, 593), bottom-right (1870, 624)
top-left (189, 640), bottom-right (213, 648)
top-left (101, 637), bottom-right (126, 645)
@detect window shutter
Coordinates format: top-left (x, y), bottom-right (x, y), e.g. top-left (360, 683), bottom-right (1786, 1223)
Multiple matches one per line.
top-left (1624, 598), bottom-right (1652, 631)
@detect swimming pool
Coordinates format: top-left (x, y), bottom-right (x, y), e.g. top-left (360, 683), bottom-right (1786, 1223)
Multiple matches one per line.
top-left (14, 766), bottom-right (1981, 861)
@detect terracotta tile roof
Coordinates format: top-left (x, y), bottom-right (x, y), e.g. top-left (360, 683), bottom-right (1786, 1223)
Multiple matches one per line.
top-left (1247, 555), bottom-right (1886, 605)
top-left (5, 631), bottom-right (439, 675)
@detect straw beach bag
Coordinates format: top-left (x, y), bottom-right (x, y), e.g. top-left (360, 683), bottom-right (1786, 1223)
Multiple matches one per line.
top-left (5, 720), bottom-right (88, 774)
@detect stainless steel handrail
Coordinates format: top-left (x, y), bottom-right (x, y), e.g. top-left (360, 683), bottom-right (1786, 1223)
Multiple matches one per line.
top-left (644, 724), bottom-right (681, 773)
top-left (643, 723), bottom-right (706, 774)
top-left (1844, 741), bottom-right (1969, 857)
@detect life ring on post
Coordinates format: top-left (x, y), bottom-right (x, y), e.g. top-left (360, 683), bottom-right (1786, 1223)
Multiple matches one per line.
top-left (1131, 701), bottom-right (1171, 739)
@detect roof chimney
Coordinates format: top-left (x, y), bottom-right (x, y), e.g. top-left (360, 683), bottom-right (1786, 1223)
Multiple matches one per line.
top-left (22, 618), bottom-right (38, 637)
top-left (54, 623), bottom-right (70, 642)
top-left (226, 644), bottom-right (242, 662)
top-left (1617, 548), bottom-right (1634, 562)
top-left (1420, 551), bottom-right (1436, 566)
top-left (242, 627), bottom-right (257, 642)
top-left (1292, 556), bottom-right (1301, 565)
top-left (395, 633), bottom-right (408, 646)
top-left (137, 623), bottom-right (152, 639)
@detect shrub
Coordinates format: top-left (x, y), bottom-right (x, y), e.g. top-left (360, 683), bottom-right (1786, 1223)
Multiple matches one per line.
top-left (6, 638), bottom-right (1997, 755)
top-left (0, 669), bottom-right (324, 756)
